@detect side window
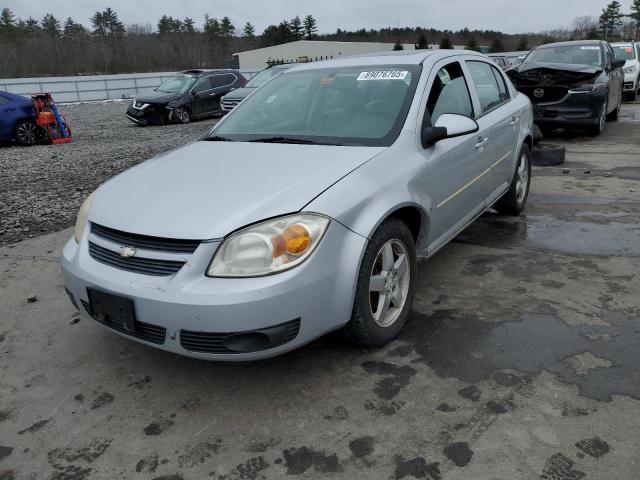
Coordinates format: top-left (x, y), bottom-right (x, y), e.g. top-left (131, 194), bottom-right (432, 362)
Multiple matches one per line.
top-left (193, 77), bottom-right (211, 93)
top-left (0, 95), bottom-right (11, 106)
top-left (466, 61), bottom-right (508, 115)
top-left (605, 46), bottom-right (613, 67)
top-left (210, 74), bottom-right (236, 88)
top-left (491, 66), bottom-right (510, 102)
top-left (426, 62), bottom-right (474, 124)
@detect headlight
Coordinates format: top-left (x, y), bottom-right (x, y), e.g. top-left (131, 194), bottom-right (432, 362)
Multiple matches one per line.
top-left (73, 192), bottom-right (95, 243)
top-left (568, 83), bottom-right (607, 94)
top-left (624, 66), bottom-right (637, 74)
top-left (207, 214), bottom-right (330, 277)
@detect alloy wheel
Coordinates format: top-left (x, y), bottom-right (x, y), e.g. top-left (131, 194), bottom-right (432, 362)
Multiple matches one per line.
top-left (175, 107), bottom-right (190, 123)
top-left (515, 150), bottom-right (529, 205)
top-left (17, 122), bottom-right (37, 145)
top-left (369, 239), bottom-right (411, 328)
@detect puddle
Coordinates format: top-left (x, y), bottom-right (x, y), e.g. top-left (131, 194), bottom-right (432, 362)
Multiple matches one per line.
top-left (401, 309), bottom-right (640, 401)
top-left (456, 214), bottom-right (640, 256)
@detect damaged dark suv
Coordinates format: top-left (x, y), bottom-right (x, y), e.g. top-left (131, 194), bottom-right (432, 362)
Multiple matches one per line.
top-left (507, 40), bottom-right (625, 135)
top-left (126, 69), bottom-right (246, 126)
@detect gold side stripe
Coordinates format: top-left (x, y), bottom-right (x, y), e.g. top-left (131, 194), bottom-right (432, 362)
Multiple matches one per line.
top-left (436, 150), bottom-right (512, 209)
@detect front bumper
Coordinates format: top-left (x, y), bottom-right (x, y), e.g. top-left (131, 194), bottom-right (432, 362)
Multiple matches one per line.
top-left (623, 73), bottom-right (638, 92)
top-left (125, 104), bottom-right (168, 126)
top-left (531, 90), bottom-right (607, 128)
top-left (61, 220), bottom-right (367, 361)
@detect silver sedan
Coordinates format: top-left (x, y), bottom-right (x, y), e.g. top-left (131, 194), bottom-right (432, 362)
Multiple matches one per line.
top-left (61, 50), bottom-right (533, 360)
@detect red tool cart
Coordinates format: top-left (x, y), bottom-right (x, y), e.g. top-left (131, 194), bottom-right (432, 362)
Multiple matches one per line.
top-left (31, 93), bottom-right (72, 144)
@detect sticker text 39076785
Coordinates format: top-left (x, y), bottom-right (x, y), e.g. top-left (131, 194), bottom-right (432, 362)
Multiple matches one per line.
top-left (357, 71), bottom-right (409, 81)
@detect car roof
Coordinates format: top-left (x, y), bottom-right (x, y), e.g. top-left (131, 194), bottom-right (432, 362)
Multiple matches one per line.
top-left (535, 40), bottom-right (602, 50)
top-left (0, 90), bottom-right (30, 103)
top-left (286, 49), bottom-right (487, 72)
top-left (179, 69), bottom-right (241, 76)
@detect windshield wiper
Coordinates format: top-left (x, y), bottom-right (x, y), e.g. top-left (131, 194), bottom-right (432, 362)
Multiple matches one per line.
top-left (247, 136), bottom-right (331, 145)
top-left (203, 135), bottom-right (234, 142)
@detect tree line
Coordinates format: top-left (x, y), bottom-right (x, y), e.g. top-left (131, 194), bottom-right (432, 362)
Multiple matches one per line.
top-left (1, 1), bottom-right (639, 79)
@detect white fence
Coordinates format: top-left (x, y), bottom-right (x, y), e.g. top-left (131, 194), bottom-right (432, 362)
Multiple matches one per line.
top-left (0, 70), bottom-right (258, 103)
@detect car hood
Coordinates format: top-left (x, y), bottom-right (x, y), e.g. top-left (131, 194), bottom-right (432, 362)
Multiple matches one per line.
top-left (507, 62), bottom-right (603, 86)
top-left (135, 91), bottom-right (182, 105)
top-left (90, 141), bottom-right (385, 239)
top-left (222, 87), bottom-right (256, 101)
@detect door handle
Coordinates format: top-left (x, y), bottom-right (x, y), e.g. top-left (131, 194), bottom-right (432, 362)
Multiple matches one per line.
top-left (3, 107), bottom-right (15, 112)
top-left (510, 116), bottom-right (519, 126)
top-left (209, 93), bottom-right (217, 96)
top-left (475, 137), bottom-right (489, 149)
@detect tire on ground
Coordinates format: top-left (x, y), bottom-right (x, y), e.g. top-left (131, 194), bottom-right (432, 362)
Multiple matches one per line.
top-left (343, 218), bottom-right (417, 348)
top-left (532, 143), bottom-right (565, 166)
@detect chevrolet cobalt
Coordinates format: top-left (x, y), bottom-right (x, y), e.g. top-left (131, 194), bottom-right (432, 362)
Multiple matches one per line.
top-left (62, 50), bottom-right (533, 360)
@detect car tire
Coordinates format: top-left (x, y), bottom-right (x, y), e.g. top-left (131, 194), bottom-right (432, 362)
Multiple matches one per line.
top-left (344, 218), bottom-right (417, 348)
top-left (174, 106), bottom-right (191, 124)
top-left (532, 143), bottom-right (565, 166)
top-left (493, 143), bottom-right (531, 215)
top-left (14, 120), bottom-right (39, 146)
top-left (607, 94), bottom-right (621, 121)
top-left (588, 102), bottom-right (607, 136)
top-left (532, 124), bottom-right (544, 144)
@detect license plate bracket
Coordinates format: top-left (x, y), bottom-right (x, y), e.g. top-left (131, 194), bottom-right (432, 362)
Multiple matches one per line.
top-left (87, 288), bottom-right (136, 333)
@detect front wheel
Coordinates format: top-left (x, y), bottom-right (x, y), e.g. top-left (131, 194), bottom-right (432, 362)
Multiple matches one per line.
top-left (588, 102), bottom-right (607, 136)
top-left (344, 218), bottom-right (417, 348)
top-left (607, 93), bottom-right (621, 121)
top-left (174, 106), bottom-right (191, 124)
top-left (493, 144), bottom-right (531, 215)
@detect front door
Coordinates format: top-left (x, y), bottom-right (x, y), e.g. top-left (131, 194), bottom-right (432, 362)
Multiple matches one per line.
top-left (190, 77), bottom-right (212, 116)
top-left (417, 60), bottom-right (487, 252)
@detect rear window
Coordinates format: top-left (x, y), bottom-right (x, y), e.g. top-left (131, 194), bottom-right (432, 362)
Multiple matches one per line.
top-left (613, 45), bottom-right (636, 61)
top-left (524, 44), bottom-right (603, 68)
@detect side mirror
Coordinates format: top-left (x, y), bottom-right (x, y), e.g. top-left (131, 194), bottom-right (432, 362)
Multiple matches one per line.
top-left (421, 113), bottom-right (479, 148)
top-left (611, 59), bottom-right (626, 70)
top-left (191, 90), bottom-right (197, 96)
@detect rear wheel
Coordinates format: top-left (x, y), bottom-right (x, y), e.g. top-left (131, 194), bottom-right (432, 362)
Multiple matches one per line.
top-left (607, 93), bottom-right (621, 121)
top-left (588, 102), bottom-right (607, 136)
top-left (15, 121), bottom-right (39, 146)
top-left (344, 218), bottom-right (417, 348)
top-left (494, 144), bottom-right (531, 215)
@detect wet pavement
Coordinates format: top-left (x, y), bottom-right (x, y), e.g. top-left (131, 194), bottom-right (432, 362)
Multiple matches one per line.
top-left (1, 102), bottom-right (640, 479)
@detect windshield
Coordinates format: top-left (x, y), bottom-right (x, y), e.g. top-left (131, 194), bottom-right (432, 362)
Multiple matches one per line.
top-left (612, 45), bottom-right (636, 61)
top-left (156, 75), bottom-right (197, 94)
top-left (209, 65), bottom-right (421, 146)
top-left (246, 68), bottom-right (285, 88)
top-left (524, 45), bottom-right (603, 68)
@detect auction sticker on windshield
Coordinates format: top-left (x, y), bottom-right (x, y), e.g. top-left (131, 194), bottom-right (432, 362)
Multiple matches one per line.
top-left (357, 71), bottom-right (409, 81)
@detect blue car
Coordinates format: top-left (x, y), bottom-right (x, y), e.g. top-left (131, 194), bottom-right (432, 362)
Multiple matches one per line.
top-left (0, 91), bottom-right (38, 145)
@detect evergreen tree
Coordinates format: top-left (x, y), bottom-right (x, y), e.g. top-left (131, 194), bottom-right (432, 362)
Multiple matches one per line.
top-left (290, 15), bottom-right (303, 40)
top-left (183, 18), bottom-right (196, 33)
top-left (204, 15), bottom-right (221, 37)
top-left (63, 17), bottom-right (86, 38)
top-left (465, 35), bottom-right (480, 51)
top-left (415, 32), bottom-right (428, 49)
top-left (220, 16), bottom-right (235, 38)
top-left (516, 36), bottom-right (528, 51)
top-left (630, 0), bottom-right (640, 40)
top-left (303, 14), bottom-right (317, 39)
top-left (490, 35), bottom-right (504, 53)
top-left (599, 1), bottom-right (623, 39)
top-left (0, 8), bottom-right (16, 34)
top-left (439, 35), bottom-right (453, 49)
top-left (41, 14), bottom-right (61, 38)
top-left (243, 22), bottom-right (255, 38)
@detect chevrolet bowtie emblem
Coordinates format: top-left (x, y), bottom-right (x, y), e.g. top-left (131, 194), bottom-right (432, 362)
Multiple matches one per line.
top-left (120, 246), bottom-right (137, 258)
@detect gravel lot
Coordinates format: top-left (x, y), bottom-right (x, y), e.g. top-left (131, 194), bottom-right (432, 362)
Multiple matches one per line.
top-left (0, 102), bottom-right (216, 246)
top-left (1, 102), bottom-right (640, 479)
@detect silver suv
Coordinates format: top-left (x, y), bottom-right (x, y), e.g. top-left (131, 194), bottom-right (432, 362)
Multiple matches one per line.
top-left (612, 42), bottom-right (640, 101)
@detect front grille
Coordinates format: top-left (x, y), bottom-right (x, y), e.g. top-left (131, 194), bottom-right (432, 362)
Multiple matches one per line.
top-left (519, 86), bottom-right (568, 104)
top-left (180, 319), bottom-right (301, 354)
top-left (221, 99), bottom-right (241, 110)
top-left (91, 223), bottom-right (200, 253)
top-left (81, 300), bottom-right (166, 344)
top-left (89, 242), bottom-right (185, 276)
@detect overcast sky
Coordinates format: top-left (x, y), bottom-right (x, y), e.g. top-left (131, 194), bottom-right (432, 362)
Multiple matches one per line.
top-left (6, 0), bottom-right (611, 34)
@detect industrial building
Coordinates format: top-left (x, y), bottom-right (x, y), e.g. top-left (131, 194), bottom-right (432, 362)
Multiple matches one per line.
top-left (233, 40), bottom-right (465, 69)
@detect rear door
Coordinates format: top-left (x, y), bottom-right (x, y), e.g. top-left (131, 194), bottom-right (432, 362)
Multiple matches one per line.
top-left (417, 59), bottom-right (486, 250)
top-left (207, 73), bottom-right (240, 114)
top-left (465, 59), bottom-right (519, 199)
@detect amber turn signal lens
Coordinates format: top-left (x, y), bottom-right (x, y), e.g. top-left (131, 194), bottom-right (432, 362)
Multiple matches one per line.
top-left (283, 224), bottom-right (311, 255)
top-left (271, 235), bottom-right (286, 258)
